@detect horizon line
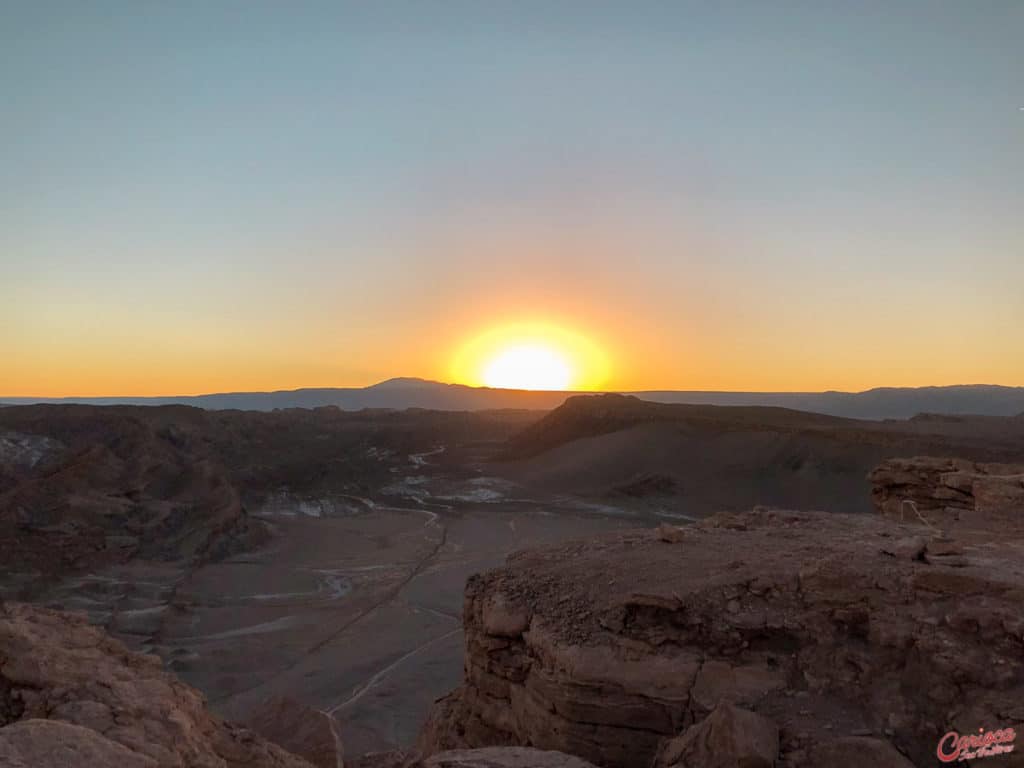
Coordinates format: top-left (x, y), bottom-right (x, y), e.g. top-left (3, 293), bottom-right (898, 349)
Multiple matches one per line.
top-left (3, 379), bottom-right (1024, 402)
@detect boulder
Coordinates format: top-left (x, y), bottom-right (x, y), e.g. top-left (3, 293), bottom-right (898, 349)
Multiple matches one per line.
top-left (657, 523), bottom-right (689, 543)
top-left (653, 703), bottom-right (778, 768)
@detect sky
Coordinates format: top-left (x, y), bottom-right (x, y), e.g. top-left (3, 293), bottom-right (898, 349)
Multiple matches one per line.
top-left (3, 1), bottom-right (1022, 396)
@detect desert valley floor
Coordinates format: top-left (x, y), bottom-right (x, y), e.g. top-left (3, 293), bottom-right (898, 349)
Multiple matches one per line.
top-left (130, 455), bottom-right (636, 755)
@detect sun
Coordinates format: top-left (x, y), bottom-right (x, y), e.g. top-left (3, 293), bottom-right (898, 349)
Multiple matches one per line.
top-left (482, 344), bottom-right (571, 390)
top-left (450, 321), bottom-right (610, 391)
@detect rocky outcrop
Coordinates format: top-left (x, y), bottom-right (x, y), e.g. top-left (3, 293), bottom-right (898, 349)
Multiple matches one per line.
top-left (0, 719), bottom-right (158, 767)
top-left (869, 456), bottom-right (1024, 531)
top-left (418, 508), bottom-right (1024, 767)
top-left (0, 602), bottom-right (313, 767)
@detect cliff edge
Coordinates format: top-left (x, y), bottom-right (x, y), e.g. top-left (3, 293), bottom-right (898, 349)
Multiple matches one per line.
top-left (418, 504), bottom-right (1024, 767)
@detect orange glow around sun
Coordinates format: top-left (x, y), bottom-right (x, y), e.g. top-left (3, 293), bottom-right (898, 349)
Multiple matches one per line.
top-left (450, 322), bottom-right (609, 391)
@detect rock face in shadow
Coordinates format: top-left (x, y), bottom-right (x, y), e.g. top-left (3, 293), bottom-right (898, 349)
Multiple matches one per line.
top-left (422, 747), bottom-right (598, 768)
top-left (0, 407), bottom-right (268, 589)
top-left (0, 602), bottom-right (314, 767)
top-left (805, 736), bottom-right (914, 767)
top-left (417, 508), bottom-right (1024, 767)
top-left (870, 456), bottom-right (1024, 531)
top-left (651, 703), bottom-right (778, 768)
top-left (350, 747), bottom-right (598, 768)
top-left (247, 695), bottom-right (344, 768)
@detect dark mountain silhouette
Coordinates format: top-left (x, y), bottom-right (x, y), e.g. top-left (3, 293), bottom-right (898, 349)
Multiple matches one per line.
top-left (4, 380), bottom-right (1024, 420)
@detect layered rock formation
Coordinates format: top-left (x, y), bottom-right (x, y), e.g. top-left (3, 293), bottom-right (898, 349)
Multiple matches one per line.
top-left (0, 602), bottom-right (314, 767)
top-left (870, 456), bottom-right (1024, 531)
top-left (418, 507), bottom-right (1024, 767)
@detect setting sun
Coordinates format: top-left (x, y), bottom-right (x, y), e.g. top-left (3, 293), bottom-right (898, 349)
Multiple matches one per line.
top-left (482, 344), bottom-right (571, 390)
top-left (451, 322), bottom-right (610, 392)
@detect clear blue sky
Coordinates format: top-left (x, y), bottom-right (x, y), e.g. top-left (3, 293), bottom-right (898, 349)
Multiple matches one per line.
top-left (3, 2), bottom-right (1022, 395)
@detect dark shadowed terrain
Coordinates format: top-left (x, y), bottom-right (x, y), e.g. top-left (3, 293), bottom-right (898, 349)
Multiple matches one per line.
top-left (497, 394), bottom-right (1024, 515)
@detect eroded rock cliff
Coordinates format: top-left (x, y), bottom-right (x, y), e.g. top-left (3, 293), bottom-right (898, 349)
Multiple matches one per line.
top-left (418, 507), bottom-right (1024, 767)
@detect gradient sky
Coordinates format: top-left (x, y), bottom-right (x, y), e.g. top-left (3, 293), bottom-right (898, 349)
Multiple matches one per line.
top-left (3, 1), bottom-right (1022, 396)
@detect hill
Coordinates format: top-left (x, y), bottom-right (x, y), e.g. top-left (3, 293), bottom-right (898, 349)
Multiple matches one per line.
top-left (494, 394), bottom-right (1024, 515)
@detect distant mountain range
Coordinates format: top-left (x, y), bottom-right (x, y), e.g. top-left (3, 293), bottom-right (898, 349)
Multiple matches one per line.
top-left (3, 378), bottom-right (1024, 421)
